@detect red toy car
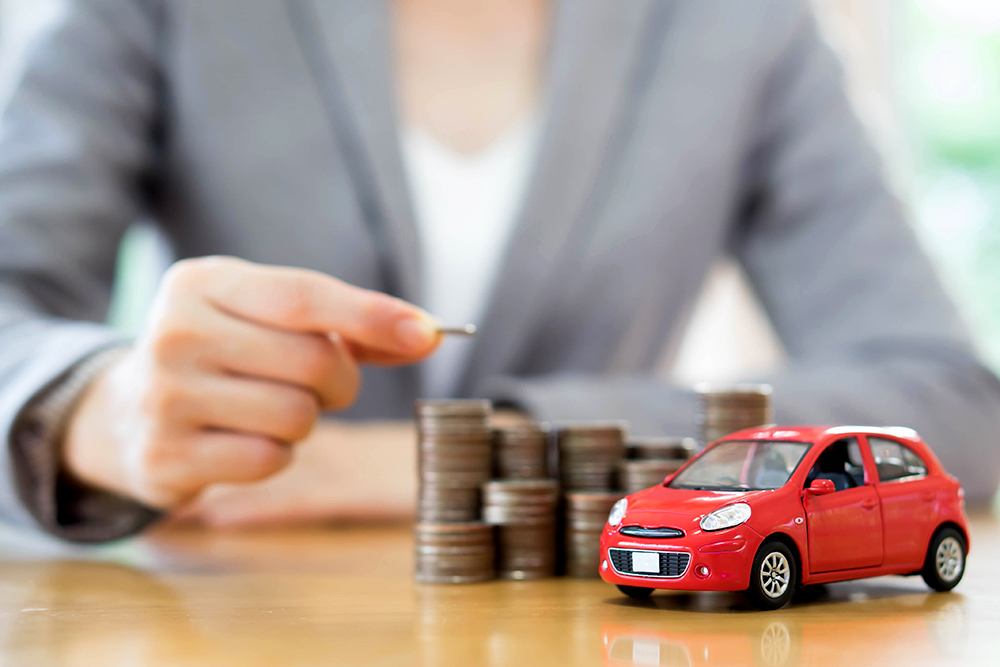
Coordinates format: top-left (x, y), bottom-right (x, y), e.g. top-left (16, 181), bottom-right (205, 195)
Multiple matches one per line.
top-left (599, 425), bottom-right (969, 610)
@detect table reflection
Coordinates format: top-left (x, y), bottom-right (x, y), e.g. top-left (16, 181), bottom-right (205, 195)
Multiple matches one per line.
top-left (0, 520), bottom-right (993, 667)
top-left (600, 587), bottom-right (967, 667)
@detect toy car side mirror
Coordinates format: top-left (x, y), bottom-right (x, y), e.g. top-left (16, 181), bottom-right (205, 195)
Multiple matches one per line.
top-left (804, 479), bottom-right (836, 496)
top-left (662, 474), bottom-right (675, 485)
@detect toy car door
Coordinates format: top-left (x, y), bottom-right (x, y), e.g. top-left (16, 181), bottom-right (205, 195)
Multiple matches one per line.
top-left (802, 437), bottom-right (883, 572)
top-left (865, 435), bottom-right (937, 568)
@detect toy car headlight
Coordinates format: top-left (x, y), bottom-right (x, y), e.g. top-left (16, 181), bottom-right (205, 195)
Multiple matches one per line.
top-left (700, 503), bottom-right (751, 532)
top-left (608, 498), bottom-right (628, 527)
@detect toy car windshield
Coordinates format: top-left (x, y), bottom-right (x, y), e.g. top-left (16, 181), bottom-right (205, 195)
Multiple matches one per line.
top-left (668, 440), bottom-right (812, 491)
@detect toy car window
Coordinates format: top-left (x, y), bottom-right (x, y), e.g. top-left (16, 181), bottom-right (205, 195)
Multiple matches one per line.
top-left (804, 438), bottom-right (864, 491)
top-left (867, 437), bottom-right (928, 483)
top-left (669, 440), bottom-right (811, 491)
top-left (846, 439), bottom-right (866, 486)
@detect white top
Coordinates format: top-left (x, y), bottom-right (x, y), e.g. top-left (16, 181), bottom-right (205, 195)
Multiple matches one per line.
top-left (401, 114), bottom-right (542, 398)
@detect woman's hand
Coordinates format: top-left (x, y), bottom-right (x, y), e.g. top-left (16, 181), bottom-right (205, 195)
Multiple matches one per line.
top-left (63, 256), bottom-right (439, 510)
top-left (175, 420), bottom-right (418, 527)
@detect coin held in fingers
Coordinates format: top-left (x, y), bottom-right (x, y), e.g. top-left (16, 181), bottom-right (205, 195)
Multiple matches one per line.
top-left (436, 324), bottom-right (477, 336)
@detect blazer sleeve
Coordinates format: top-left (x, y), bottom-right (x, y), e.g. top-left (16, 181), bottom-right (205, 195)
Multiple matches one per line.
top-left (0, 0), bottom-right (163, 539)
top-left (483, 2), bottom-right (1000, 504)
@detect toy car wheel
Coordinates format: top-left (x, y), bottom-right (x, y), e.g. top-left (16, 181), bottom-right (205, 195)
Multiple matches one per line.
top-left (745, 540), bottom-right (797, 611)
top-left (617, 585), bottom-right (653, 599)
top-left (922, 527), bottom-right (966, 592)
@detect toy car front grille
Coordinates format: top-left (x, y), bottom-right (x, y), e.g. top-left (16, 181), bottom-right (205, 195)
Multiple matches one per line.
top-left (619, 526), bottom-right (684, 538)
top-left (608, 548), bottom-right (690, 578)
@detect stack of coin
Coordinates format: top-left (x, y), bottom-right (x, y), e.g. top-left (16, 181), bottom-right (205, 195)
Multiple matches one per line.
top-left (626, 436), bottom-right (696, 461)
top-left (556, 423), bottom-right (628, 491)
top-left (415, 400), bottom-right (493, 522)
top-left (695, 384), bottom-right (773, 448)
top-left (413, 522), bottom-right (495, 584)
top-left (618, 459), bottom-right (686, 494)
top-left (564, 492), bottom-right (622, 578)
top-left (493, 425), bottom-right (549, 479)
top-left (482, 480), bottom-right (560, 580)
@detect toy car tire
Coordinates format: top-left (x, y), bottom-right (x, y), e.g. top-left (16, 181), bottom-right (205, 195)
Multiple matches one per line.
top-left (921, 527), bottom-right (966, 592)
top-left (617, 585), bottom-right (654, 599)
top-left (744, 540), bottom-right (797, 611)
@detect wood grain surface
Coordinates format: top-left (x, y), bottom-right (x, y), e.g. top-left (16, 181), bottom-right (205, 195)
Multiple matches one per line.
top-left (0, 513), bottom-right (997, 666)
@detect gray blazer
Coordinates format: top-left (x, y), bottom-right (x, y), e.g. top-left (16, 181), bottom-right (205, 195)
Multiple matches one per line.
top-left (1, 0), bottom-right (998, 541)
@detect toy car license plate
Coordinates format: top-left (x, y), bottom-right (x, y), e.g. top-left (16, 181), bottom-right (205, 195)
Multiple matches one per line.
top-left (632, 551), bottom-right (660, 574)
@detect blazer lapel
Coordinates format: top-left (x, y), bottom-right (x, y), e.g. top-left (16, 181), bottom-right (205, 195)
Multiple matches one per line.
top-left (295, 0), bottom-right (423, 305)
top-left (459, 0), bottom-right (676, 395)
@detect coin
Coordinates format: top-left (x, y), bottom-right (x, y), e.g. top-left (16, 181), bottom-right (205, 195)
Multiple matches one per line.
top-left (556, 423), bottom-right (627, 492)
top-left (563, 491), bottom-right (622, 578)
top-left (626, 436), bottom-right (696, 461)
top-left (482, 479), bottom-right (560, 504)
top-left (481, 479), bottom-right (559, 580)
top-left (415, 399), bottom-right (492, 418)
top-left (415, 399), bottom-right (493, 524)
top-left (413, 522), bottom-right (495, 584)
top-left (694, 384), bottom-right (773, 448)
top-left (436, 324), bottom-right (477, 336)
top-left (495, 522), bottom-right (557, 580)
top-left (618, 459), bottom-right (686, 495)
top-left (493, 425), bottom-right (550, 479)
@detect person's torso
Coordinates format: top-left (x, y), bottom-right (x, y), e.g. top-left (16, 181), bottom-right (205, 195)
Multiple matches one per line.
top-left (149, 0), bottom-right (795, 417)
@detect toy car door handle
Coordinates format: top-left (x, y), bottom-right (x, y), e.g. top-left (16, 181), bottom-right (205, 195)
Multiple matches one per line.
top-left (922, 492), bottom-right (936, 502)
top-left (861, 499), bottom-right (878, 510)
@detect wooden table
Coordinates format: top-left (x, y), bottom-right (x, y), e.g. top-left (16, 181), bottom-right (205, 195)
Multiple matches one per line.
top-left (0, 513), bottom-right (998, 666)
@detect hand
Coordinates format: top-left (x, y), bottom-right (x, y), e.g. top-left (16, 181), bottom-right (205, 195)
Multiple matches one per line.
top-left (178, 412), bottom-right (539, 528)
top-left (175, 420), bottom-right (418, 527)
top-left (63, 256), bottom-right (440, 509)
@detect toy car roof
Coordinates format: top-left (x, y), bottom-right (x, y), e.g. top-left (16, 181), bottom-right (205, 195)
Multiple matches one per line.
top-left (718, 424), bottom-right (922, 443)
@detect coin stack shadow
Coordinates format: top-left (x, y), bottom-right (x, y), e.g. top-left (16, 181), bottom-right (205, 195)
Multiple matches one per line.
top-left (564, 492), bottom-right (623, 578)
top-left (493, 425), bottom-right (549, 479)
top-left (695, 384), bottom-right (773, 449)
top-left (414, 400), bottom-right (495, 584)
top-left (618, 436), bottom-right (697, 495)
top-left (482, 480), bottom-right (560, 580)
top-left (413, 522), bottom-right (495, 584)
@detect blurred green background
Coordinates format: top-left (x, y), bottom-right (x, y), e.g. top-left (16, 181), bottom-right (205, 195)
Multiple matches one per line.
top-left (900, 0), bottom-right (1000, 372)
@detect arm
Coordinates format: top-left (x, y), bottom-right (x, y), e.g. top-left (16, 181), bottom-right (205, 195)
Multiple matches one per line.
top-left (483, 2), bottom-right (1000, 504)
top-left (0, 0), bottom-right (162, 539)
top-left (730, 1), bottom-right (1000, 504)
top-left (0, 1), bottom-right (444, 540)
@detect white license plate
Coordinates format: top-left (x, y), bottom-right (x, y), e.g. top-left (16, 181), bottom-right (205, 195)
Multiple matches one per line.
top-left (632, 551), bottom-right (660, 574)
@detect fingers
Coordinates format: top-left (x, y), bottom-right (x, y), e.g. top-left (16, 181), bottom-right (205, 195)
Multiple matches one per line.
top-left (167, 256), bottom-right (440, 357)
top-left (186, 431), bottom-right (294, 488)
top-left (132, 373), bottom-right (317, 505)
top-left (127, 425), bottom-right (295, 508)
top-left (199, 313), bottom-right (362, 410)
top-left (185, 374), bottom-right (322, 443)
top-left (343, 336), bottom-right (443, 366)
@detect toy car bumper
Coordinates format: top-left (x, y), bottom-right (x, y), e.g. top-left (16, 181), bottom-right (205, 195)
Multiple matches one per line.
top-left (599, 524), bottom-right (764, 591)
